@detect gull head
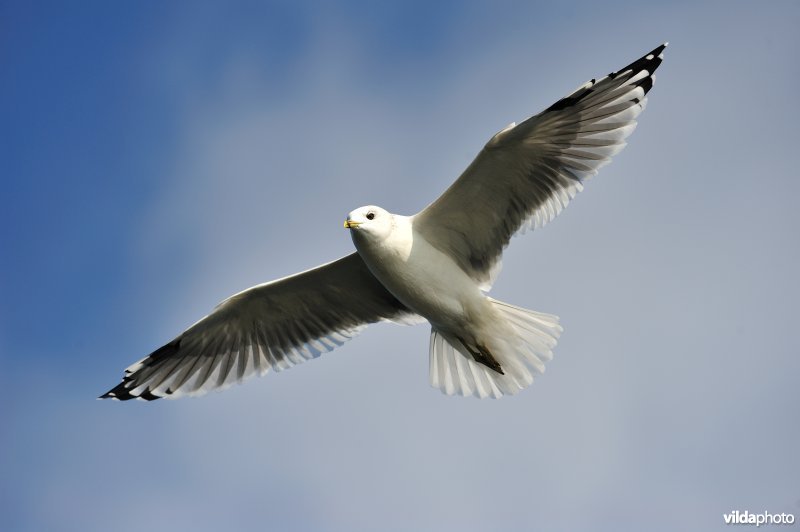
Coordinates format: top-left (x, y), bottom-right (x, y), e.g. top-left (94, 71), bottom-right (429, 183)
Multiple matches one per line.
top-left (344, 205), bottom-right (394, 242)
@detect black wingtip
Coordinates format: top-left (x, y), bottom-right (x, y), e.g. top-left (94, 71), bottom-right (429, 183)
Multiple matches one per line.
top-left (100, 339), bottom-right (182, 402)
top-left (99, 382), bottom-right (162, 401)
top-left (544, 43), bottom-right (667, 114)
top-left (99, 382), bottom-right (131, 401)
top-left (619, 42), bottom-right (668, 77)
top-left (98, 383), bottom-right (130, 401)
top-left (651, 42), bottom-right (668, 56)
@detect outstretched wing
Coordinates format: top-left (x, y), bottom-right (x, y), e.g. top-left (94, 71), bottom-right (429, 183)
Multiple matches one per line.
top-left (414, 43), bottom-right (667, 288)
top-left (101, 253), bottom-right (415, 401)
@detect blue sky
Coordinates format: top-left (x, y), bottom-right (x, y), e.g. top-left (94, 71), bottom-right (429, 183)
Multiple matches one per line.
top-left (2, 1), bottom-right (799, 531)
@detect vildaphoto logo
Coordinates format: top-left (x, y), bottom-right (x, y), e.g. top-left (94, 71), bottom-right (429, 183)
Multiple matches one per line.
top-left (723, 510), bottom-right (795, 526)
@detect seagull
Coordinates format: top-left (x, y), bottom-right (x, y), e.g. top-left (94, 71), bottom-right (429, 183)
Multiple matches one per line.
top-left (102, 43), bottom-right (667, 401)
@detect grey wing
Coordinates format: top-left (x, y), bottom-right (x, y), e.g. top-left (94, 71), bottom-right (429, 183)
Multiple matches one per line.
top-left (101, 253), bottom-right (415, 401)
top-left (414, 43), bottom-right (667, 288)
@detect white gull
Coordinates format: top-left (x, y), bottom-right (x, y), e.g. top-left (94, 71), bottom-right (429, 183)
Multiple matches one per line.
top-left (102, 43), bottom-right (667, 401)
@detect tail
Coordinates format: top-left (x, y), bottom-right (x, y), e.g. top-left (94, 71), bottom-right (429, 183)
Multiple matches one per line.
top-left (429, 298), bottom-right (562, 399)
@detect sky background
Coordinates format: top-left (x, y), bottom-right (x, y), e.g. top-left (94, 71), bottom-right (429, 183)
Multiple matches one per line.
top-left (2, 1), bottom-right (799, 531)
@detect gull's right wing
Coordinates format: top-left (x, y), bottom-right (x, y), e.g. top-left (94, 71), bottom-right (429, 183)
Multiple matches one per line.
top-left (101, 253), bottom-right (416, 401)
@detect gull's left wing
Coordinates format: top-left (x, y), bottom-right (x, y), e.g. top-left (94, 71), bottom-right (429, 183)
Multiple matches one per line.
top-left (414, 43), bottom-right (667, 289)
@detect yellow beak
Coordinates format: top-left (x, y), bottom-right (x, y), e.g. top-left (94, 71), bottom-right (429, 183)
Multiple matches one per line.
top-left (344, 219), bottom-right (361, 229)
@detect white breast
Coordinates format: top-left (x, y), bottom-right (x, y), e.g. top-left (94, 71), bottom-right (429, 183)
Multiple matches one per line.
top-left (353, 215), bottom-right (488, 330)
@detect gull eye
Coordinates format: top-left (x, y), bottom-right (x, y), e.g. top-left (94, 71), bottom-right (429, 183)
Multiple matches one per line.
top-left (366, 212), bottom-right (375, 220)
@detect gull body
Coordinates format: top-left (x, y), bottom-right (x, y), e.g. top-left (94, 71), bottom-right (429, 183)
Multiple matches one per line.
top-left (346, 207), bottom-right (510, 351)
top-left (344, 205), bottom-right (553, 394)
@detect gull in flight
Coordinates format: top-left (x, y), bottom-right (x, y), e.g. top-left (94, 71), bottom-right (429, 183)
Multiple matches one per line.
top-left (102, 43), bottom-right (667, 401)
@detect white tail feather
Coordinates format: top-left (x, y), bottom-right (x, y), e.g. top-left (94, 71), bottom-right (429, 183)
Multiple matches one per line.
top-left (429, 298), bottom-right (562, 399)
